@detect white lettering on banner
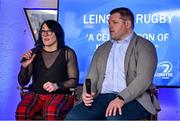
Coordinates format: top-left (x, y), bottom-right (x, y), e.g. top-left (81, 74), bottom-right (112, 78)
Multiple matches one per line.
top-left (87, 33), bottom-right (109, 41)
top-left (87, 34), bottom-right (94, 41)
top-left (136, 14), bottom-right (174, 24)
top-left (83, 14), bottom-right (110, 24)
top-left (155, 73), bottom-right (173, 77)
top-left (96, 33), bottom-right (109, 41)
top-left (83, 13), bottom-right (174, 24)
top-left (138, 33), bottom-right (169, 42)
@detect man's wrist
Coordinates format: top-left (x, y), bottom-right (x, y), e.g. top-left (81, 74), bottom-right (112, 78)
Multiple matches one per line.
top-left (116, 95), bottom-right (124, 101)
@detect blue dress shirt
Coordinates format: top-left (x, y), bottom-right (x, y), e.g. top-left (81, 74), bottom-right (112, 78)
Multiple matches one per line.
top-left (101, 33), bottom-right (133, 94)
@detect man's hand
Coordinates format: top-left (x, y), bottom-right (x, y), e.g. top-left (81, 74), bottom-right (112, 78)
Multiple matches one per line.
top-left (43, 82), bottom-right (59, 92)
top-left (105, 97), bottom-right (124, 117)
top-left (82, 92), bottom-right (95, 106)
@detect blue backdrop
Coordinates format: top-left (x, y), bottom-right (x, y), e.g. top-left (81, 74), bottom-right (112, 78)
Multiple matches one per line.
top-left (58, 0), bottom-right (180, 86)
top-left (0, 0), bottom-right (180, 120)
top-left (0, 0), bottom-right (34, 119)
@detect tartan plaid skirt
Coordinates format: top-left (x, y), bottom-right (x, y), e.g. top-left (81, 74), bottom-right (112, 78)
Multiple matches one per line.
top-left (16, 92), bottom-right (74, 120)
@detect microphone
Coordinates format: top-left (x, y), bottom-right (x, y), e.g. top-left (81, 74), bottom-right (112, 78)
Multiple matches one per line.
top-left (85, 78), bottom-right (91, 94)
top-left (85, 78), bottom-right (92, 109)
top-left (20, 43), bottom-right (42, 63)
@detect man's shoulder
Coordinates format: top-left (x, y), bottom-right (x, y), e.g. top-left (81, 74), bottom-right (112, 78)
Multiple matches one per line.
top-left (96, 41), bottom-right (112, 50)
top-left (135, 35), bottom-right (155, 48)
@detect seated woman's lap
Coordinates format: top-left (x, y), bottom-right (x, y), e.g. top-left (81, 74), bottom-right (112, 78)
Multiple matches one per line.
top-left (16, 92), bottom-right (74, 120)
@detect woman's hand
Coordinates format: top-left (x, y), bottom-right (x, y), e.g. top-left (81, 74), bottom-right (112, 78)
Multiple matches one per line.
top-left (21, 50), bottom-right (36, 68)
top-left (43, 82), bottom-right (59, 92)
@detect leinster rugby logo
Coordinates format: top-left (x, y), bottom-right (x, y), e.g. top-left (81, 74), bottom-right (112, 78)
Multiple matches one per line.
top-left (155, 61), bottom-right (173, 79)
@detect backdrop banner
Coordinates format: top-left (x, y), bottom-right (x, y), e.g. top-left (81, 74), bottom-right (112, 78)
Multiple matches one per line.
top-left (58, 0), bottom-right (180, 87)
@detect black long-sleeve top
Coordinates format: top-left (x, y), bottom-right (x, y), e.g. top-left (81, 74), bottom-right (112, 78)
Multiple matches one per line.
top-left (18, 46), bottom-right (79, 94)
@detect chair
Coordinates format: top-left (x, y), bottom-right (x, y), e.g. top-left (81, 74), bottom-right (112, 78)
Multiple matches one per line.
top-left (71, 85), bottom-right (159, 121)
top-left (17, 86), bottom-right (76, 120)
top-left (145, 88), bottom-right (159, 120)
top-left (17, 85), bottom-right (159, 120)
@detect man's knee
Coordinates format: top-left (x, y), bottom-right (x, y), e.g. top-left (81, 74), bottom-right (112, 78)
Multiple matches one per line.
top-left (65, 111), bottom-right (75, 120)
top-left (65, 109), bottom-right (81, 120)
top-left (65, 103), bottom-right (86, 120)
top-left (106, 115), bottom-right (125, 120)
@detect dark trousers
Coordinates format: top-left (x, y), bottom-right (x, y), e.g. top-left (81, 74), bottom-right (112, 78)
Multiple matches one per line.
top-left (65, 93), bottom-right (150, 120)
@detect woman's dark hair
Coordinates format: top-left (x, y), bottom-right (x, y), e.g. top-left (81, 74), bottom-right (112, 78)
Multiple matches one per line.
top-left (37, 20), bottom-right (65, 48)
top-left (110, 7), bottom-right (134, 29)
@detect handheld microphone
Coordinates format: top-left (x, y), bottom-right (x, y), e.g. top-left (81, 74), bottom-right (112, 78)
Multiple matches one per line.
top-left (85, 78), bottom-right (91, 94)
top-left (20, 43), bottom-right (42, 63)
top-left (85, 78), bottom-right (92, 109)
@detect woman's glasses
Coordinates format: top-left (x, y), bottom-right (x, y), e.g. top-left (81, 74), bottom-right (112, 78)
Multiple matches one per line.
top-left (39, 30), bottom-right (53, 36)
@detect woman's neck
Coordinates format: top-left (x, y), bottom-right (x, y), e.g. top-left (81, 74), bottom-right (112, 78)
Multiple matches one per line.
top-left (43, 45), bottom-right (58, 52)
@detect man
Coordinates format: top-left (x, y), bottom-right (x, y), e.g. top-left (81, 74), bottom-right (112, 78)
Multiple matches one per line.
top-left (66, 7), bottom-right (160, 120)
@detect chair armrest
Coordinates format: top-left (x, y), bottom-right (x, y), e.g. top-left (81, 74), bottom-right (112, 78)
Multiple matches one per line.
top-left (146, 88), bottom-right (158, 98)
top-left (17, 86), bottom-right (29, 93)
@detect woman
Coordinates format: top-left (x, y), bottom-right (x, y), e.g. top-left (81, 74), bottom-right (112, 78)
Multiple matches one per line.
top-left (16, 20), bottom-right (79, 120)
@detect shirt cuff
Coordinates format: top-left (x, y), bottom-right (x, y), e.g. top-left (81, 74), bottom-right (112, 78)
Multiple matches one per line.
top-left (116, 95), bottom-right (124, 101)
